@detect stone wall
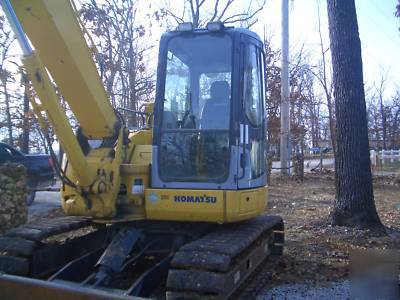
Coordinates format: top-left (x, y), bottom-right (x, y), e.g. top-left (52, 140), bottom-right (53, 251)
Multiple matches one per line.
top-left (0, 163), bottom-right (27, 232)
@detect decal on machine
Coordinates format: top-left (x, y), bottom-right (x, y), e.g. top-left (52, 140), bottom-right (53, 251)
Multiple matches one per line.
top-left (149, 192), bottom-right (158, 204)
top-left (174, 196), bottom-right (217, 203)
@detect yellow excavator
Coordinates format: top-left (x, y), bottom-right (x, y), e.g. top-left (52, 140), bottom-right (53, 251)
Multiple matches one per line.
top-left (0, 1), bottom-right (284, 299)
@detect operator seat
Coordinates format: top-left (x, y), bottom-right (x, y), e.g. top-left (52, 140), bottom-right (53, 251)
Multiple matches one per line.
top-left (200, 81), bottom-right (230, 178)
top-left (200, 81), bottom-right (230, 129)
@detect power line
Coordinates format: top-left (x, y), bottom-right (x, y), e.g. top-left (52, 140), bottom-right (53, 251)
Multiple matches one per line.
top-left (369, 0), bottom-right (399, 29)
top-left (357, 4), bottom-right (399, 47)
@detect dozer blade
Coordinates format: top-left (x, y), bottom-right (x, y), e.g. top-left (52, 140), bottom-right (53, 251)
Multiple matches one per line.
top-left (0, 273), bottom-right (146, 300)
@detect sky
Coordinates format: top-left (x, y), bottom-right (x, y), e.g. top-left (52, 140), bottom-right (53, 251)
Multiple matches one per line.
top-left (259, 0), bottom-right (400, 99)
top-left (5, 0), bottom-right (400, 100)
top-left (147, 0), bottom-right (400, 101)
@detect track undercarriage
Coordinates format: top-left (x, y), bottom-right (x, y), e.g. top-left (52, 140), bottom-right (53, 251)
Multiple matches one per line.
top-left (0, 215), bottom-right (284, 299)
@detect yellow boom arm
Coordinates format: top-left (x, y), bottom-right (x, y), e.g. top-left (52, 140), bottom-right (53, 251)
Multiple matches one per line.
top-left (1, 0), bottom-right (125, 217)
top-left (13, 0), bottom-right (118, 139)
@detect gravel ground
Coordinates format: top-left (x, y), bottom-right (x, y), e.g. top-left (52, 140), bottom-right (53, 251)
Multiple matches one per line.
top-left (28, 191), bottom-right (61, 221)
top-left (257, 280), bottom-right (350, 300)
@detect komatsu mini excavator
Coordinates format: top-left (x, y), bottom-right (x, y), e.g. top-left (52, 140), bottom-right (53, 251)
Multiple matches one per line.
top-left (0, 1), bottom-right (284, 299)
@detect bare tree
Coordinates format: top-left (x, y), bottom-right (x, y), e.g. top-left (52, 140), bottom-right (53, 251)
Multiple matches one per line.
top-left (374, 72), bottom-right (389, 149)
top-left (389, 90), bottom-right (400, 148)
top-left (366, 93), bottom-right (381, 147)
top-left (163, 0), bottom-right (266, 28)
top-left (0, 15), bottom-right (16, 145)
top-left (263, 32), bottom-right (323, 179)
top-left (313, 1), bottom-right (336, 156)
top-left (80, 0), bottom-right (155, 128)
top-left (20, 72), bottom-right (29, 153)
top-left (366, 84), bottom-right (400, 150)
top-left (263, 33), bottom-right (281, 158)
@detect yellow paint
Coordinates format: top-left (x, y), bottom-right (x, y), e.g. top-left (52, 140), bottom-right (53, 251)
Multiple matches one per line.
top-left (61, 129), bottom-right (124, 218)
top-left (23, 54), bottom-right (92, 186)
top-left (89, 130), bottom-right (153, 221)
top-left (145, 187), bottom-right (267, 223)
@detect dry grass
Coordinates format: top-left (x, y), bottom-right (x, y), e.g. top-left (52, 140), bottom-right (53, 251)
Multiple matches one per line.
top-left (265, 172), bottom-right (400, 285)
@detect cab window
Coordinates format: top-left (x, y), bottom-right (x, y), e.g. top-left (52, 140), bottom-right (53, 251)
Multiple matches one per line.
top-left (243, 44), bottom-right (263, 126)
top-left (159, 34), bottom-right (232, 183)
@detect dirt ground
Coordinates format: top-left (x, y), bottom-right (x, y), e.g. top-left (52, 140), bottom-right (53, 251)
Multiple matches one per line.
top-left (25, 172), bottom-right (400, 296)
top-left (265, 172), bottom-right (400, 287)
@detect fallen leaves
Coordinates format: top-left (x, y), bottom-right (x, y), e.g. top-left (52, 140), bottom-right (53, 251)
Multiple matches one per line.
top-left (264, 173), bottom-right (400, 287)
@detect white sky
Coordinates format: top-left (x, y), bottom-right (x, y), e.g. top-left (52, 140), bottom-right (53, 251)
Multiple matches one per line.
top-left (144, 0), bottom-right (400, 101)
top-left (3, 0), bottom-right (400, 101)
top-left (257, 0), bottom-right (400, 99)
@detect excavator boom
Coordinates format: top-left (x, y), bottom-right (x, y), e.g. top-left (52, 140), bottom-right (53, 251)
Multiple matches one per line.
top-left (12, 0), bottom-right (118, 139)
top-left (1, 0), bottom-right (126, 216)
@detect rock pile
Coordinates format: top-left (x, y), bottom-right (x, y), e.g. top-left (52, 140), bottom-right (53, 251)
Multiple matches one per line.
top-left (0, 163), bottom-right (27, 232)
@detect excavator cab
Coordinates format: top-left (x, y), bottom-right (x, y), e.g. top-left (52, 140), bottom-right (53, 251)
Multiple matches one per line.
top-left (152, 23), bottom-right (267, 192)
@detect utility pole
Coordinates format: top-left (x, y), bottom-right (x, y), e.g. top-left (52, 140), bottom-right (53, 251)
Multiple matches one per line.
top-left (280, 0), bottom-right (290, 175)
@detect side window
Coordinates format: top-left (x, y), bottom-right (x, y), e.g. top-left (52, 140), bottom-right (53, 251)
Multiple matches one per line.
top-left (250, 139), bottom-right (266, 178)
top-left (243, 44), bottom-right (263, 126)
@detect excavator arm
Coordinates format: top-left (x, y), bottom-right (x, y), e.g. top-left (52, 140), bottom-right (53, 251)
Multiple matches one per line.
top-left (1, 0), bottom-right (126, 217)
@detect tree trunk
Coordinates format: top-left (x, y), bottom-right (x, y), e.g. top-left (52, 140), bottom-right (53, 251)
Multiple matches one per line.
top-left (327, 0), bottom-right (382, 229)
top-left (21, 75), bottom-right (30, 154)
top-left (2, 81), bottom-right (13, 145)
top-left (379, 95), bottom-right (387, 149)
top-left (326, 93), bottom-right (336, 156)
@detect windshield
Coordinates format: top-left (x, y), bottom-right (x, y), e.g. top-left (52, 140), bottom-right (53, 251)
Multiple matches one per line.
top-left (159, 33), bottom-right (232, 182)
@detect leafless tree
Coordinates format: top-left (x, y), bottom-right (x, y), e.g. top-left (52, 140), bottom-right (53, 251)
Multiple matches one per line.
top-left (367, 84), bottom-right (400, 150)
top-left (312, 1), bottom-right (336, 156)
top-left (263, 31), bottom-right (324, 178)
top-left (20, 72), bottom-right (29, 153)
top-left (163, 0), bottom-right (266, 28)
top-left (80, 0), bottom-right (155, 128)
top-left (374, 72), bottom-right (389, 149)
top-left (0, 15), bottom-right (16, 145)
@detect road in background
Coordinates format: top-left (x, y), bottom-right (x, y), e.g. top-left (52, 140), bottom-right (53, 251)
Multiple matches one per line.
top-left (271, 158), bottom-right (335, 173)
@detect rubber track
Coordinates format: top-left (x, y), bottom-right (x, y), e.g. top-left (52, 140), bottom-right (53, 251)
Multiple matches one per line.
top-left (166, 215), bottom-right (284, 299)
top-left (0, 216), bottom-right (91, 275)
top-left (235, 255), bottom-right (280, 299)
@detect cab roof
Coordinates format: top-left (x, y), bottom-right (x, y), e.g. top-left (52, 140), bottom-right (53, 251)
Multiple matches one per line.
top-left (163, 25), bottom-right (262, 43)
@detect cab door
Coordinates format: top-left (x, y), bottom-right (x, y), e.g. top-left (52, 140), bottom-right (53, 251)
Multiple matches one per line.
top-left (237, 35), bottom-right (266, 189)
